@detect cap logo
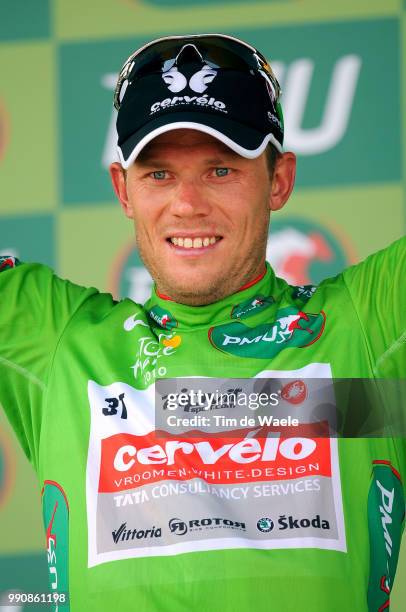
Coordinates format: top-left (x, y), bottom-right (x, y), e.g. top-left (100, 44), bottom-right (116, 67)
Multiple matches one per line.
top-left (162, 64), bottom-right (218, 94)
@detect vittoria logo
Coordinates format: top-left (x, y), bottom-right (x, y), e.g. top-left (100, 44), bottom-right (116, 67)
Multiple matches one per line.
top-left (112, 522), bottom-right (162, 543)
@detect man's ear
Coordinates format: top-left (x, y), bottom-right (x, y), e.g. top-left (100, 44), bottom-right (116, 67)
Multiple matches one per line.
top-left (269, 152), bottom-right (296, 212)
top-left (109, 162), bottom-right (133, 218)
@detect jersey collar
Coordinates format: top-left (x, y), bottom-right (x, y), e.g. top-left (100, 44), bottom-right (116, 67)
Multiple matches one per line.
top-left (144, 263), bottom-right (279, 330)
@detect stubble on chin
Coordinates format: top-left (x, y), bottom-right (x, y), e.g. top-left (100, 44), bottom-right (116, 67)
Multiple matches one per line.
top-left (135, 224), bottom-right (269, 306)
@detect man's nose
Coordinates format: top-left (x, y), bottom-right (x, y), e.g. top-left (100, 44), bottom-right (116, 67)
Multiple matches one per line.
top-left (169, 179), bottom-right (212, 217)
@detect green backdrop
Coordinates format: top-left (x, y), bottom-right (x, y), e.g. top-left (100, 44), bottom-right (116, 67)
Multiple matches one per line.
top-left (0, 0), bottom-right (405, 608)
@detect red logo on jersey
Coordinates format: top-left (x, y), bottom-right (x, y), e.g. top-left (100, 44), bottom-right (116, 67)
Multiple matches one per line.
top-left (99, 424), bottom-right (331, 493)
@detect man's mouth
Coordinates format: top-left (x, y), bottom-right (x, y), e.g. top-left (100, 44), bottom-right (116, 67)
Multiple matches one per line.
top-left (167, 236), bottom-right (222, 249)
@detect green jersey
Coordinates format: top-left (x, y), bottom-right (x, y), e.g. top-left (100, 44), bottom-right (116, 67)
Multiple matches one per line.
top-left (0, 237), bottom-right (405, 611)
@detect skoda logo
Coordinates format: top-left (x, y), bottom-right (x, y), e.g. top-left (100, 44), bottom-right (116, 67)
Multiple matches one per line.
top-left (257, 517), bottom-right (274, 533)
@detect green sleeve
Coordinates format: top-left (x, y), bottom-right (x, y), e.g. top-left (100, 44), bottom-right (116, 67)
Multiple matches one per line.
top-left (342, 236), bottom-right (406, 377)
top-left (0, 258), bottom-right (96, 469)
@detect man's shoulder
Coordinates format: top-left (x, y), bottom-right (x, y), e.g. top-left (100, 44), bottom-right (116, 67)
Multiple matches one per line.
top-left (0, 257), bottom-right (120, 322)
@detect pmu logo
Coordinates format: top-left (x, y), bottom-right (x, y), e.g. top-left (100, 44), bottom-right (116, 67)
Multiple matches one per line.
top-left (209, 307), bottom-right (325, 359)
top-left (367, 460), bottom-right (405, 611)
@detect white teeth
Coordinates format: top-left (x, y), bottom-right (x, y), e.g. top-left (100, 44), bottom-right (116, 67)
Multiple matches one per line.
top-left (170, 236), bottom-right (219, 248)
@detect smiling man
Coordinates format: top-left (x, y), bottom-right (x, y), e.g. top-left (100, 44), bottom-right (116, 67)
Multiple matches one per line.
top-left (0, 34), bottom-right (405, 612)
top-left (110, 130), bottom-right (295, 304)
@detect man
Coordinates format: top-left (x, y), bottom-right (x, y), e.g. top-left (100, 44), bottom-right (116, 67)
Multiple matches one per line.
top-left (0, 34), bottom-right (405, 611)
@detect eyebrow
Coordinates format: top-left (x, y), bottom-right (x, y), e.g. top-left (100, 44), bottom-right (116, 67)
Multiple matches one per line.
top-left (135, 152), bottom-right (241, 167)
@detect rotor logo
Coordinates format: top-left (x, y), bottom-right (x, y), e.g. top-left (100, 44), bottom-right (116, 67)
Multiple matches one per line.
top-left (169, 518), bottom-right (188, 535)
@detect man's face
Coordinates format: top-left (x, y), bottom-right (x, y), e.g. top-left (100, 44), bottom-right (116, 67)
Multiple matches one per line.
top-left (111, 130), bottom-right (288, 305)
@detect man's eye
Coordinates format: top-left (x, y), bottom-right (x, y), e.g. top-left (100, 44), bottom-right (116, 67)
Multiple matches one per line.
top-left (214, 167), bottom-right (230, 177)
top-left (151, 170), bottom-right (167, 180)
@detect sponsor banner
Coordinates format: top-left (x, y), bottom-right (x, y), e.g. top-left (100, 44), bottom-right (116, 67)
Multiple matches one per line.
top-left (0, 43), bottom-right (57, 214)
top-left (0, 215), bottom-right (55, 268)
top-left (86, 364), bottom-right (346, 567)
top-left (0, 0), bottom-right (50, 41)
top-left (59, 18), bottom-right (399, 206)
top-left (234, 18), bottom-right (400, 187)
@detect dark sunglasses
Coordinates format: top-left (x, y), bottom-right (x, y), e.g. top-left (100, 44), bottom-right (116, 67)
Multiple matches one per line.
top-left (114, 33), bottom-right (281, 111)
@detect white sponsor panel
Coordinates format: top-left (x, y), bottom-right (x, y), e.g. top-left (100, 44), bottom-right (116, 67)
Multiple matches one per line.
top-left (86, 364), bottom-right (346, 567)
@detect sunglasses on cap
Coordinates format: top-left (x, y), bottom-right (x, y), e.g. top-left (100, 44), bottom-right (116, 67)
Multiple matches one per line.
top-left (113, 33), bottom-right (281, 112)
